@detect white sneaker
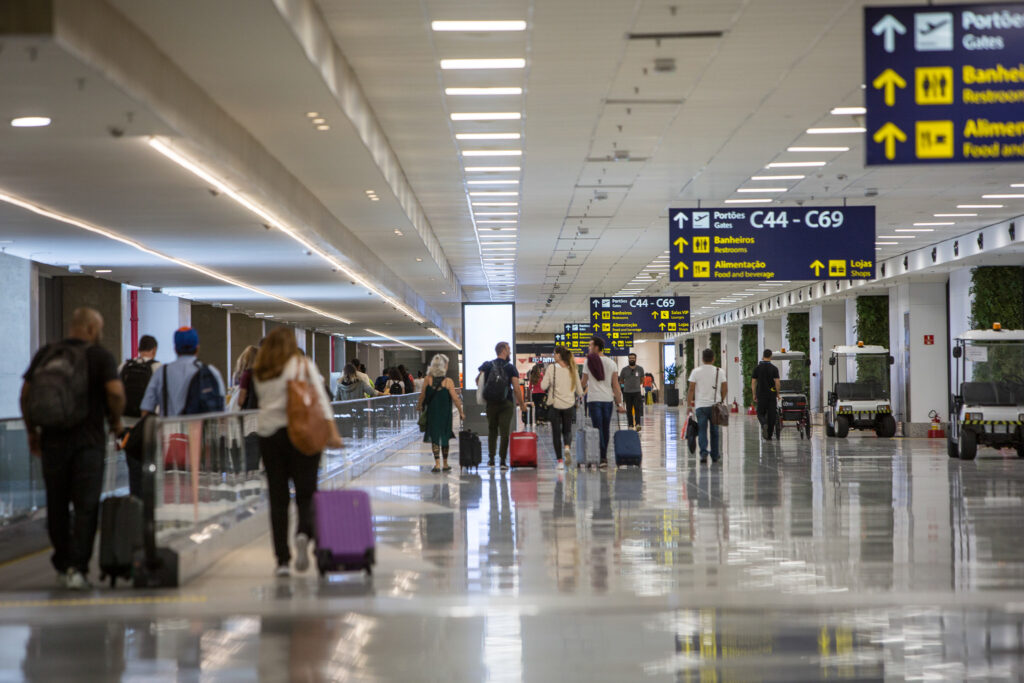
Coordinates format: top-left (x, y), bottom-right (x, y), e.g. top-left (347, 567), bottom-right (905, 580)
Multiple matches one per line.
top-left (294, 533), bottom-right (310, 573)
top-left (65, 569), bottom-right (91, 591)
top-left (563, 445), bottom-right (572, 466)
top-left (556, 460), bottom-right (565, 471)
top-left (274, 565), bottom-right (290, 578)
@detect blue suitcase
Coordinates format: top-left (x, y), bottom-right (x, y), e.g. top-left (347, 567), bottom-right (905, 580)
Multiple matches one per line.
top-left (613, 414), bottom-right (642, 467)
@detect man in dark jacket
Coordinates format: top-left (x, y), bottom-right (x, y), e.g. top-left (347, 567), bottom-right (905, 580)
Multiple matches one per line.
top-left (751, 349), bottom-right (782, 441)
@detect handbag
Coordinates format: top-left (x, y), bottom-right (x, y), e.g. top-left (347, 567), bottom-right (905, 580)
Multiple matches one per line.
top-left (683, 415), bottom-right (699, 454)
top-left (710, 367), bottom-right (730, 427)
top-left (544, 363), bottom-right (558, 422)
top-left (287, 359), bottom-right (331, 456)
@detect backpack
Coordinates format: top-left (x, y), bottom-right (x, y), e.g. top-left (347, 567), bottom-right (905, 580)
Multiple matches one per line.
top-left (120, 358), bottom-right (155, 418)
top-left (25, 342), bottom-right (90, 430)
top-left (183, 360), bottom-right (225, 415)
top-left (374, 375), bottom-right (388, 393)
top-left (388, 379), bottom-right (404, 395)
top-left (481, 359), bottom-right (511, 403)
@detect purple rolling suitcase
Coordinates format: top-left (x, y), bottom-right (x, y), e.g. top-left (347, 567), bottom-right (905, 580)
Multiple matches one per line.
top-left (314, 489), bottom-right (376, 576)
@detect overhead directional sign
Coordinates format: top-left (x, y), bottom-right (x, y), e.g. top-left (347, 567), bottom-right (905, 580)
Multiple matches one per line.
top-left (668, 207), bottom-right (876, 281)
top-left (590, 296), bottom-right (690, 335)
top-left (556, 323), bottom-right (630, 356)
top-left (865, 3), bottom-right (1024, 165)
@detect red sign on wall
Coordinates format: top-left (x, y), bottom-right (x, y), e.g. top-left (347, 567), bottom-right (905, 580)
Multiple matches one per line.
top-left (923, 335), bottom-right (935, 346)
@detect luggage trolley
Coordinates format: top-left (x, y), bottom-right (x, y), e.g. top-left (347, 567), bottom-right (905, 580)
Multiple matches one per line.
top-left (770, 351), bottom-right (812, 439)
top-left (948, 324), bottom-right (1024, 461)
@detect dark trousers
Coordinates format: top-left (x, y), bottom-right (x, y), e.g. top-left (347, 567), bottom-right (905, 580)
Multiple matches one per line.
top-left (260, 428), bottom-right (320, 566)
top-left (623, 392), bottom-right (644, 427)
top-left (486, 400), bottom-right (515, 463)
top-left (695, 406), bottom-right (721, 461)
top-left (550, 407), bottom-right (574, 457)
top-left (757, 400), bottom-right (778, 439)
top-left (589, 401), bottom-right (613, 461)
top-left (126, 455), bottom-right (143, 499)
top-left (41, 439), bottom-right (105, 575)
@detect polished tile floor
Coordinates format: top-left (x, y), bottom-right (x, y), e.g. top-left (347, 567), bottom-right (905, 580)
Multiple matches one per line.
top-left (2, 407), bottom-right (1024, 681)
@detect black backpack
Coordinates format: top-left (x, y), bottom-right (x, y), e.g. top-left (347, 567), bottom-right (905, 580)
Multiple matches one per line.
top-left (120, 358), bottom-right (156, 418)
top-left (25, 342), bottom-right (90, 429)
top-left (481, 359), bottom-right (511, 403)
top-left (182, 361), bottom-right (225, 415)
top-left (388, 379), bottom-right (405, 395)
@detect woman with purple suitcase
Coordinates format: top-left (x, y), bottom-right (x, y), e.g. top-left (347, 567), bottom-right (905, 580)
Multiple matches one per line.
top-left (253, 328), bottom-right (341, 577)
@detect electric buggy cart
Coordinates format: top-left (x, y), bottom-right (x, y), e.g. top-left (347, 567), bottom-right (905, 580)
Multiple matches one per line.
top-left (826, 343), bottom-right (897, 439)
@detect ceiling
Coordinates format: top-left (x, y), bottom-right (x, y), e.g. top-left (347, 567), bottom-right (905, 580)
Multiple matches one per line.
top-left (0, 0), bottom-right (1021, 346)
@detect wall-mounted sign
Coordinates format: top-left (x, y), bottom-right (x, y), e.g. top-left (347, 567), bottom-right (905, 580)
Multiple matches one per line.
top-left (590, 296), bottom-right (690, 335)
top-left (668, 207), bottom-right (876, 281)
top-left (865, 3), bottom-right (1024, 164)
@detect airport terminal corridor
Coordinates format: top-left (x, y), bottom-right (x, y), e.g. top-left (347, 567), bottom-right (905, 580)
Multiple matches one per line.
top-left (1, 408), bottom-right (1023, 680)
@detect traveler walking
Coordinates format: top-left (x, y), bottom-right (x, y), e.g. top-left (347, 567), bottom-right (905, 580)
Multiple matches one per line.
top-left (687, 349), bottom-right (728, 464)
top-left (413, 370), bottom-right (426, 394)
top-left (477, 341), bottom-right (528, 470)
top-left (230, 345), bottom-right (259, 411)
top-left (139, 327), bottom-right (227, 417)
top-left (119, 334), bottom-right (160, 496)
top-left (252, 327), bottom-right (341, 577)
top-left (541, 346), bottom-right (583, 470)
top-left (751, 349), bottom-right (781, 441)
top-left (336, 363), bottom-right (374, 401)
top-left (619, 353), bottom-right (645, 431)
top-left (385, 367), bottom-right (406, 394)
top-left (528, 363), bottom-right (547, 425)
top-left (20, 307), bottom-right (125, 589)
top-left (643, 372), bottom-right (657, 404)
top-left (353, 361), bottom-right (373, 390)
top-left (580, 337), bottom-right (626, 469)
top-left (417, 354), bottom-right (465, 473)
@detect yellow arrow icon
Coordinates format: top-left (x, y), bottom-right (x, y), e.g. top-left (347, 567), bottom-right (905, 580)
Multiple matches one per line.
top-left (873, 122), bottom-right (906, 160)
top-left (810, 259), bottom-right (825, 276)
top-left (674, 262), bottom-right (689, 277)
top-left (674, 236), bottom-right (688, 254)
top-left (592, 311), bottom-right (600, 319)
top-left (872, 68), bottom-right (906, 107)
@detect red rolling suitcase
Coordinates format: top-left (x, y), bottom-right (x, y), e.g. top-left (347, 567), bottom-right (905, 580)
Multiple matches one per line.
top-left (509, 407), bottom-right (538, 468)
top-left (314, 489), bottom-right (376, 576)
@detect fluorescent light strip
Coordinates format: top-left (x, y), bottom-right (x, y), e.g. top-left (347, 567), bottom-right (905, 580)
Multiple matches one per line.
top-left (469, 191), bottom-right (518, 197)
top-left (456, 133), bottom-right (521, 140)
top-left (445, 87), bottom-right (523, 96)
top-left (363, 328), bottom-right (422, 351)
top-left (935, 213), bottom-right (976, 217)
top-left (148, 138), bottom-right (424, 323)
top-left (876, 241), bottom-right (899, 245)
top-left (830, 106), bottom-right (866, 116)
top-left (766, 161), bottom-right (827, 168)
top-left (982, 194), bottom-right (1024, 199)
top-left (737, 187), bottom-right (787, 193)
top-left (806, 127), bottom-right (865, 134)
top-left (895, 228), bottom-right (934, 232)
top-left (467, 180), bottom-right (519, 185)
top-left (958, 204), bottom-right (1003, 209)
top-left (465, 166), bottom-right (520, 172)
top-left (428, 327), bottom-right (460, 349)
top-left (451, 113), bottom-right (521, 121)
top-left (786, 146), bottom-right (850, 153)
top-left (472, 202), bottom-right (518, 206)
top-left (432, 21), bottom-right (526, 31)
top-left (725, 198), bottom-right (773, 204)
top-left (1012, 184), bottom-right (1024, 188)
top-left (462, 149), bottom-right (522, 156)
top-left (751, 175), bottom-right (805, 180)
top-left (913, 222), bottom-right (953, 226)
top-left (441, 59), bottom-right (526, 70)
top-left (0, 188), bottom-right (355, 325)
top-left (474, 212), bottom-right (518, 216)
top-left (876, 235), bottom-right (916, 239)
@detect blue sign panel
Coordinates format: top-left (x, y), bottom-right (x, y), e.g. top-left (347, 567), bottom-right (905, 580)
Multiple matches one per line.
top-left (668, 207), bottom-right (876, 282)
top-left (557, 323), bottom-right (632, 356)
top-left (865, 3), bottom-right (1024, 165)
top-left (590, 296), bottom-right (690, 335)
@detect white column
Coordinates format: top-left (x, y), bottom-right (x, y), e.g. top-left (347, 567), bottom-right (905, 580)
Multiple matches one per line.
top-left (762, 318), bottom-right (782, 352)
top-left (724, 327), bottom-right (741, 406)
top-left (889, 285), bottom-right (909, 426)
top-left (0, 253), bottom-right (32, 418)
top-left (891, 282), bottom-right (950, 434)
top-left (137, 290), bottom-right (190, 364)
top-left (809, 304), bottom-right (846, 414)
top-left (948, 267), bottom-right (973, 388)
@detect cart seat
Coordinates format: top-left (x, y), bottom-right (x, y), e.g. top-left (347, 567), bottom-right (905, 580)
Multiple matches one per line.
top-left (961, 381), bottom-right (1000, 405)
top-left (778, 380), bottom-right (803, 394)
top-left (834, 382), bottom-right (884, 400)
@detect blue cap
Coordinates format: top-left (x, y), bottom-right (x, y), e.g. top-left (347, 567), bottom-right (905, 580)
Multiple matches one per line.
top-left (174, 327), bottom-right (199, 355)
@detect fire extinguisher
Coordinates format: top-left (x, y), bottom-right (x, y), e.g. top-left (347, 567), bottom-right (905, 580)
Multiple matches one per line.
top-left (731, 400), bottom-right (739, 413)
top-left (927, 410), bottom-right (945, 438)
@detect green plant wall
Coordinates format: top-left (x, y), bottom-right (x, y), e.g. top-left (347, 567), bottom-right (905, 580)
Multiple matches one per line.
top-left (710, 332), bottom-right (721, 368)
top-left (855, 296), bottom-right (890, 385)
top-left (785, 312), bottom-right (810, 388)
top-left (970, 266), bottom-right (1024, 383)
top-left (740, 324), bottom-right (758, 406)
top-left (685, 338), bottom-right (695, 379)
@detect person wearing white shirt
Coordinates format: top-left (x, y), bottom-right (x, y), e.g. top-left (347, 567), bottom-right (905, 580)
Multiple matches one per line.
top-left (580, 337), bottom-right (626, 468)
top-left (541, 346), bottom-right (584, 469)
top-left (687, 348), bottom-right (727, 464)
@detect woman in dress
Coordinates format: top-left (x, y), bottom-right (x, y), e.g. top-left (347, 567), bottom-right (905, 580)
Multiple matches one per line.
top-left (416, 354), bottom-right (465, 473)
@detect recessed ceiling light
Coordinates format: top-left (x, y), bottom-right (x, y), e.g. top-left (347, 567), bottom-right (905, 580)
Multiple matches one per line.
top-left (895, 228), bottom-right (935, 232)
top-left (313, 118), bottom-right (326, 124)
top-left (913, 222), bottom-right (953, 226)
top-left (750, 175), bottom-right (805, 180)
top-left (982, 194), bottom-right (1024, 199)
top-left (441, 59), bottom-right (526, 70)
top-left (11, 116), bottom-right (51, 128)
top-left (806, 127), bottom-right (866, 134)
top-left (445, 87), bottom-right (523, 96)
top-left (441, 290), bottom-right (447, 295)
top-left (830, 106), bottom-right (867, 116)
top-left (465, 166), bottom-right (521, 172)
top-left (737, 187), bottom-right (787, 193)
top-left (95, 269), bottom-right (112, 273)
top-left (469, 191), bottom-right (518, 196)
top-left (958, 204), bottom-right (1003, 208)
top-left (472, 201), bottom-right (518, 206)
top-left (724, 198), bottom-right (773, 204)
top-left (935, 213), bottom-right (976, 217)
top-left (786, 146), bottom-right (850, 153)
top-left (306, 112), bottom-right (319, 117)
top-left (369, 196), bottom-right (380, 201)
top-left (875, 241), bottom-right (898, 245)
top-left (877, 234), bottom-right (916, 239)
top-left (432, 21), bottom-right (526, 31)
top-left (474, 212), bottom-right (518, 216)
top-left (476, 219), bottom-right (518, 223)
top-left (415, 257), bottom-right (423, 262)
top-left (467, 179), bottom-right (519, 185)
top-left (393, 229), bottom-right (404, 236)
top-left (456, 133), bottom-right (521, 140)
top-left (766, 161), bottom-right (827, 168)
top-left (451, 113), bottom-right (521, 122)
top-left (461, 149), bottom-right (522, 156)
top-left (316, 124), bottom-right (330, 131)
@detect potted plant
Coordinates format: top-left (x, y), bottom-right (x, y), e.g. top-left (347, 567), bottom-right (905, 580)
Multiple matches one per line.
top-left (664, 363), bottom-right (682, 407)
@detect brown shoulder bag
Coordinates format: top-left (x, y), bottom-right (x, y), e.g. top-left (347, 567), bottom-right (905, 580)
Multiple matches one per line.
top-left (287, 359), bottom-right (331, 456)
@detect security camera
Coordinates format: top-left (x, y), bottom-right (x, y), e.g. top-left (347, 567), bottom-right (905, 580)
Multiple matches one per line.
top-left (108, 126), bottom-right (124, 138)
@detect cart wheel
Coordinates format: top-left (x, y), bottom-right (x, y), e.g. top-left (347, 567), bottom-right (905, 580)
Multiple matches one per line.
top-left (875, 414), bottom-right (897, 438)
top-left (835, 416), bottom-right (850, 439)
top-left (947, 435), bottom-right (959, 459)
top-left (826, 421), bottom-right (836, 438)
top-left (1017, 442), bottom-right (1024, 459)
top-left (958, 429), bottom-right (978, 461)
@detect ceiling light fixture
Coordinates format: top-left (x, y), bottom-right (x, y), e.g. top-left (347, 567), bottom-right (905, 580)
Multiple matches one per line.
top-left (724, 198), bottom-right (773, 204)
top-left (766, 161), bottom-right (827, 168)
top-left (469, 191), bottom-right (518, 197)
top-left (474, 212), bottom-right (518, 216)
top-left (737, 187), bottom-right (787, 193)
top-left (441, 59), bottom-right (525, 70)
top-left (472, 202), bottom-right (518, 206)
top-left (876, 234), bottom-right (916, 239)
top-left (363, 328), bottom-right (423, 351)
top-left (428, 327), bottom-right (461, 350)
top-left (316, 125), bottom-right (330, 131)
top-left (393, 229), bottom-right (404, 236)
top-left (95, 269), bottom-right (112, 273)
top-left (461, 149), bottom-right (522, 156)
top-left (750, 175), bottom-right (806, 181)
top-left (10, 116), bottom-right (51, 128)
top-left (306, 112), bottom-right (319, 118)
top-left (432, 21), bottom-right (526, 31)
top-left (982, 194), bottom-right (1024, 199)
top-left (830, 106), bottom-right (867, 116)
top-left (912, 222), bottom-right (954, 226)
top-left (147, 137), bottom-right (425, 323)
top-left (465, 166), bottom-right (520, 172)
top-left (786, 146), bottom-right (850, 153)
top-left (467, 180), bottom-right (519, 185)
top-left (456, 133), bottom-right (521, 140)
top-left (312, 118), bottom-right (326, 124)
top-left (806, 127), bottom-right (866, 134)
top-left (935, 213), bottom-right (977, 217)
top-left (875, 241), bottom-right (899, 245)
top-left (451, 112), bottom-right (521, 121)
top-left (958, 204), bottom-right (1003, 209)
top-left (895, 228), bottom-right (934, 232)
top-left (445, 87), bottom-right (523, 96)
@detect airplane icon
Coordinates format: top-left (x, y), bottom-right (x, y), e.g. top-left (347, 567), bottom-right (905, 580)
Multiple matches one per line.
top-left (918, 18), bottom-right (948, 35)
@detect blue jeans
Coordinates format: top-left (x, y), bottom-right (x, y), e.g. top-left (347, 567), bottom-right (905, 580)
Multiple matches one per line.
top-left (694, 406), bottom-right (720, 461)
top-left (589, 401), bottom-right (613, 461)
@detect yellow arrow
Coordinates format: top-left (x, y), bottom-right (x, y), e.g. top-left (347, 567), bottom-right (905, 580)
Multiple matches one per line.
top-left (674, 262), bottom-right (689, 277)
top-left (872, 68), bottom-right (906, 107)
top-left (592, 311), bottom-right (600, 319)
top-left (818, 627), bottom-right (831, 655)
top-left (810, 259), bottom-right (825, 276)
top-left (674, 236), bottom-right (689, 254)
top-left (872, 122), bottom-right (906, 160)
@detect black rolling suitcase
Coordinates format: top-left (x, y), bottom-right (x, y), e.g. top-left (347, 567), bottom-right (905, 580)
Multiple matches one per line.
top-left (458, 423), bottom-right (482, 469)
top-left (99, 495), bottom-right (144, 587)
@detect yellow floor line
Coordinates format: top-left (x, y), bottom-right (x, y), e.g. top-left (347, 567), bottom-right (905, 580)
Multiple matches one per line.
top-left (0, 595), bottom-right (207, 609)
top-left (0, 547), bottom-right (51, 570)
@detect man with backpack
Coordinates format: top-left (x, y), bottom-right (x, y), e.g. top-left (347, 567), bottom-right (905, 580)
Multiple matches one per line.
top-left (139, 327), bottom-right (226, 418)
top-left (119, 335), bottom-right (160, 496)
top-left (20, 307), bottom-right (125, 590)
top-left (477, 341), bottom-right (528, 470)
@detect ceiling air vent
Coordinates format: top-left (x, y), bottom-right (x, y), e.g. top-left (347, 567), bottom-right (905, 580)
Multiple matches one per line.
top-left (614, 149), bottom-right (630, 161)
top-left (653, 57), bottom-right (676, 73)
